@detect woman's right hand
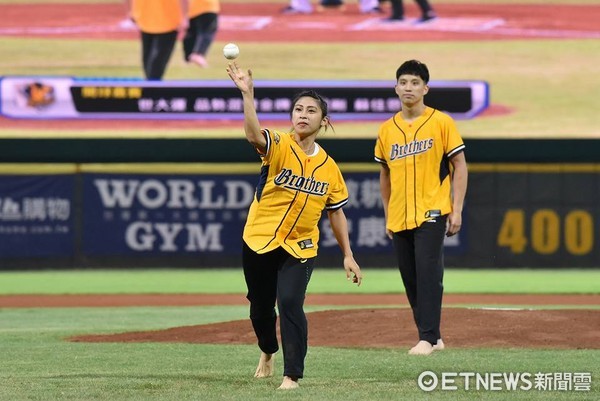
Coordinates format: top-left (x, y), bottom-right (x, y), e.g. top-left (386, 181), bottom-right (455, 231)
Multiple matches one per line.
top-left (226, 62), bottom-right (253, 95)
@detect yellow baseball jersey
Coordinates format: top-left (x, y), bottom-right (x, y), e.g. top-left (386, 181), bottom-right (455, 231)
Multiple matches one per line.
top-left (189, 0), bottom-right (220, 17)
top-left (243, 129), bottom-right (349, 259)
top-left (374, 107), bottom-right (465, 232)
top-left (132, 0), bottom-right (183, 33)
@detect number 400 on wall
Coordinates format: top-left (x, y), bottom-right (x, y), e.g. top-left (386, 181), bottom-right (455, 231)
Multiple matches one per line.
top-left (497, 209), bottom-right (595, 255)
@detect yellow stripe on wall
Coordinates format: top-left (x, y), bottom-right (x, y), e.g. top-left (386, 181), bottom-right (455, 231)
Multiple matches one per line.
top-left (79, 163), bottom-right (260, 174)
top-left (0, 163), bottom-right (599, 175)
top-left (0, 164), bottom-right (78, 174)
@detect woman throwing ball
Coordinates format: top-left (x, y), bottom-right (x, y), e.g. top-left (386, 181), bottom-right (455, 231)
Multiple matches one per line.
top-left (227, 61), bottom-right (362, 390)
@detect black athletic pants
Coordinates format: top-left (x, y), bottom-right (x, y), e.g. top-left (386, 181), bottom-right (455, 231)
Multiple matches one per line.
top-left (141, 30), bottom-right (177, 80)
top-left (388, 0), bottom-right (434, 19)
top-left (242, 242), bottom-right (314, 379)
top-left (183, 13), bottom-right (218, 60)
top-left (392, 215), bottom-right (446, 345)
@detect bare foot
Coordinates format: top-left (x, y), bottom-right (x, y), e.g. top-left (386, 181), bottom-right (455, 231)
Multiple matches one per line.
top-left (408, 340), bottom-right (434, 355)
top-left (433, 339), bottom-right (445, 351)
top-left (278, 376), bottom-right (299, 390)
top-left (189, 53), bottom-right (208, 68)
top-left (254, 352), bottom-right (274, 378)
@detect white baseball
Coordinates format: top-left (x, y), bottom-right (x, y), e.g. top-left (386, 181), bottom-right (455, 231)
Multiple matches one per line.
top-left (223, 43), bottom-right (240, 60)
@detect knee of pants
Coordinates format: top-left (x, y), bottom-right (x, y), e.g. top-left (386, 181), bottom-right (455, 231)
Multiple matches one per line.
top-left (249, 303), bottom-right (277, 320)
top-left (277, 293), bottom-right (304, 313)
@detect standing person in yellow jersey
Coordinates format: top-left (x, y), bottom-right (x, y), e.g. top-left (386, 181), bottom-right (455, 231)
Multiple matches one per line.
top-left (129, 0), bottom-right (189, 80)
top-left (183, 0), bottom-right (220, 68)
top-left (374, 60), bottom-right (468, 356)
top-left (226, 61), bottom-right (362, 390)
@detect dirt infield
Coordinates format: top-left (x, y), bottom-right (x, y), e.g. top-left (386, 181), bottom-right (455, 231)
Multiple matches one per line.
top-left (68, 306), bottom-right (600, 350)
top-left (69, 308), bottom-right (600, 349)
top-left (2, 293), bottom-right (597, 349)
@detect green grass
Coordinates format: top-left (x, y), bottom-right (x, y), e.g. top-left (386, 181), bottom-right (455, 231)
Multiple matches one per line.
top-left (1, 269), bottom-right (599, 294)
top-left (0, 306), bottom-right (598, 401)
top-left (0, 306), bottom-right (251, 333)
top-left (0, 270), bottom-right (598, 400)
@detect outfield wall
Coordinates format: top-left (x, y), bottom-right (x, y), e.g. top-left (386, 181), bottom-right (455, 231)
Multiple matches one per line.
top-left (0, 163), bottom-right (598, 269)
top-left (1, 138), bottom-right (599, 163)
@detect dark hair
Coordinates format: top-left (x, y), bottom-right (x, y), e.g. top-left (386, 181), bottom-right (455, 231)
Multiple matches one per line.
top-left (290, 90), bottom-right (328, 118)
top-left (395, 59), bottom-right (430, 83)
top-left (290, 90), bottom-right (334, 133)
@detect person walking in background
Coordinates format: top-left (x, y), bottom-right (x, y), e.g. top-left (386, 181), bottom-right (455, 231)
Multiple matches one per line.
top-left (384, 0), bottom-right (436, 22)
top-left (374, 60), bottom-right (467, 355)
top-left (183, 0), bottom-right (220, 68)
top-left (226, 61), bottom-right (362, 389)
top-left (128, 0), bottom-right (189, 80)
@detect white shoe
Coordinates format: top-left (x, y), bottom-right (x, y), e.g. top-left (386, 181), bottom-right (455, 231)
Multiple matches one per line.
top-left (189, 53), bottom-right (208, 68)
top-left (408, 340), bottom-right (434, 355)
top-left (433, 339), bottom-right (445, 351)
top-left (118, 18), bottom-right (136, 30)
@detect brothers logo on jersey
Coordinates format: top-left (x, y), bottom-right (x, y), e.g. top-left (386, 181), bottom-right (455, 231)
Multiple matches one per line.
top-left (273, 168), bottom-right (329, 196)
top-left (390, 138), bottom-right (434, 161)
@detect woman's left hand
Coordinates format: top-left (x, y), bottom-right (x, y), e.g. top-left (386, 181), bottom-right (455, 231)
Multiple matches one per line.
top-left (343, 255), bottom-right (362, 286)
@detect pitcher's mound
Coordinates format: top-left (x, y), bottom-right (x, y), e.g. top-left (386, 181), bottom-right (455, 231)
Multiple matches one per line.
top-left (70, 308), bottom-right (600, 349)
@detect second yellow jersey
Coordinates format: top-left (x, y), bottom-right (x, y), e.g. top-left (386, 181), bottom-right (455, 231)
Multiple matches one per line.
top-left (243, 130), bottom-right (349, 259)
top-left (132, 0), bottom-right (183, 33)
top-left (189, 0), bottom-right (220, 17)
top-left (374, 107), bottom-right (465, 232)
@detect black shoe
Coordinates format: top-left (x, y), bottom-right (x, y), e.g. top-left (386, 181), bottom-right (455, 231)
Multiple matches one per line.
top-left (320, 0), bottom-right (344, 5)
top-left (382, 15), bottom-right (404, 22)
top-left (416, 13), bottom-right (437, 23)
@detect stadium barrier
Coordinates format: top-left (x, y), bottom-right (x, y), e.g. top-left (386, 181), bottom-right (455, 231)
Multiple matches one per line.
top-left (1, 163), bottom-right (598, 269)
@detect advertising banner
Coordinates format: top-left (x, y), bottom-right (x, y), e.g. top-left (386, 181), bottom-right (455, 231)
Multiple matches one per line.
top-left (81, 171), bottom-right (464, 261)
top-left (462, 165), bottom-right (600, 268)
top-left (0, 175), bottom-right (74, 258)
top-left (1, 77), bottom-right (489, 121)
top-left (82, 173), bottom-right (253, 256)
top-left (2, 164), bottom-right (596, 268)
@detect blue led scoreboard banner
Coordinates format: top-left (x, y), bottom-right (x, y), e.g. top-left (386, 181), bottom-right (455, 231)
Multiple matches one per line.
top-left (0, 77), bottom-right (489, 121)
